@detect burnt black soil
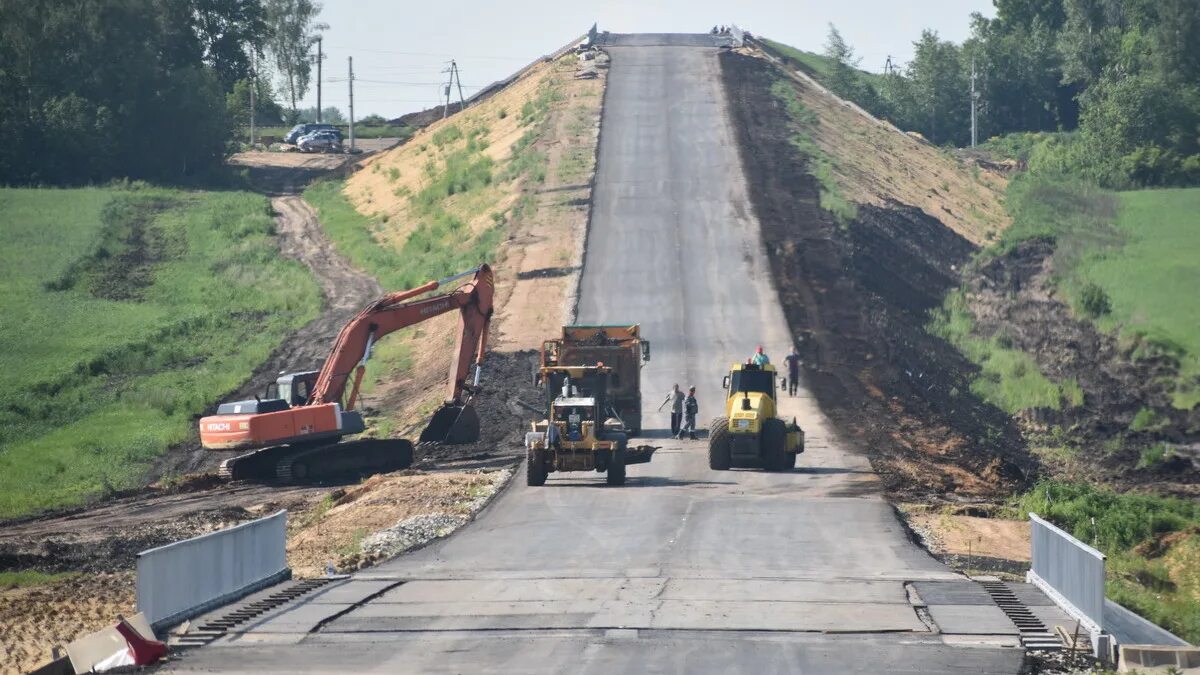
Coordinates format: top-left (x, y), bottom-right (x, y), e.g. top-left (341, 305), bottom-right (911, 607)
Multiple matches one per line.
top-left (720, 51), bottom-right (1035, 498)
top-left (968, 240), bottom-right (1200, 488)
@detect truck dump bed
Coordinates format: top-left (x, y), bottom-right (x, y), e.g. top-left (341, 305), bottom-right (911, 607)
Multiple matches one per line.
top-left (541, 325), bottom-right (648, 434)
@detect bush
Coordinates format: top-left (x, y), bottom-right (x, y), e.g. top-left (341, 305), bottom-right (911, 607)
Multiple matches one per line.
top-left (1078, 282), bottom-right (1111, 318)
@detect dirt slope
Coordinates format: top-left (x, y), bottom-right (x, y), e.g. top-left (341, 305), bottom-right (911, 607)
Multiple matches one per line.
top-left (753, 41), bottom-right (1010, 245)
top-left (721, 49), bottom-right (1034, 499)
top-left (340, 50), bottom-right (604, 441)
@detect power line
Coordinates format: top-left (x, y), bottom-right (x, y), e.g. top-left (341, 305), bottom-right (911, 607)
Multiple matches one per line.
top-left (322, 45), bottom-right (528, 60)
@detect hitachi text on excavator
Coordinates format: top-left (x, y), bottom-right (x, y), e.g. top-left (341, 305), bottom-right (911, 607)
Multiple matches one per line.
top-left (199, 265), bottom-right (495, 482)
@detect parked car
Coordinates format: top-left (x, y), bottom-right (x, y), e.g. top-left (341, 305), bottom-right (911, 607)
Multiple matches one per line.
top-left (284, 123), bottom-right (340, 145)
top-left (297, 130), bottom-right (343, 153)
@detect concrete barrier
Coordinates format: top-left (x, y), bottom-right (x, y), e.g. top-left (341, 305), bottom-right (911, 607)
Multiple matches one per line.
top-left (137, 510), bottom-right (289, 630)
top-left (1119, 645), bottom-right (1200, 672)
top-left (1027, 512), bottom-right (1105, 636)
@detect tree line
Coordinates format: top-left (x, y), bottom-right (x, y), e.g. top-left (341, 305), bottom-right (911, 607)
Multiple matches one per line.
top-left (819, 0), bottom-right (1200, 188)
top-left (0, 0), bottom-right (324, 184)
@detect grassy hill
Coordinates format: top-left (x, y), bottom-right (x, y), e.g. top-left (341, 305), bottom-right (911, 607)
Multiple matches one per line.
top-left (759, 38), bottom-right (887, 91)
top-left (0, 187), bottom-right (320, 518)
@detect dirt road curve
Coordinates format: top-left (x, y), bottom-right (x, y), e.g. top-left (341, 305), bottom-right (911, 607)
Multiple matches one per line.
top-left (160, 36), bottom-right (1041, 674)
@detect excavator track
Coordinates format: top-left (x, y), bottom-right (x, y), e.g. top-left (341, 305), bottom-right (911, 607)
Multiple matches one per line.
top-left (219, 439), bottom-right (414, 483)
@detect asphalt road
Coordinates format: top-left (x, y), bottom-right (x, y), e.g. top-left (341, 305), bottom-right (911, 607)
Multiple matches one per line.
top-left (162, 35), bottom-right (1034, 674)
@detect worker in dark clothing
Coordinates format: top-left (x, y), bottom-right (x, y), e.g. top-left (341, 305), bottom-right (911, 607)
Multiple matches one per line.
top-left (663, 384), bottom-right (685, 437)
top-left (783, 346), bottom-right (802, 396)
top-left (679, 386), bottom-right (699, 440)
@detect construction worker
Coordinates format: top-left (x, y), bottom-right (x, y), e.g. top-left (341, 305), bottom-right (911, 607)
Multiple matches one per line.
top-left (678, 386), bottom-right (699, 440)
top-left (783, 346), bottom-right (802, 396)
top-left (664, 384), bottom-right (685, 437)
top-left (751, 345), bottom-right (770, 366)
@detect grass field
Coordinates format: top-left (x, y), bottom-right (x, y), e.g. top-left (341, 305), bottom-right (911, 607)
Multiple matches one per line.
top-left (934, 176), bottom-right (1200, 412)
top-left (1079, 188), bottom-right (1200, 408)
top-left (0, 187), bottom-right (320, 518)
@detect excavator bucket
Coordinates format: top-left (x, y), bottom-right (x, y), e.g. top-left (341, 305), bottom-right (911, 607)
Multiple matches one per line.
top-left (420, 403), bottom-right (481, 444)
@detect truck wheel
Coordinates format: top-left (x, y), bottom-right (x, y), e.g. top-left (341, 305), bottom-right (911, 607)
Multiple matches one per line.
top-left (526, 448), bottom-right (548, 486)
top-left (708, 416), bottom-right (731, 470)
top-left (761, 418), bottom-right (789, 471)
top-left (606, 441), bottom-right (626, 486)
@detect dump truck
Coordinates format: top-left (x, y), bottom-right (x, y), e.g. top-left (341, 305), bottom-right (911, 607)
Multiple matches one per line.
top-left (539, 325), bottom-right (649, 434)
top-left (708, 361), bottom-right (804, 471)
top-left (200, 265), bottom-right (494, 482)
top-left (525, 365), bottom-right (657, 486)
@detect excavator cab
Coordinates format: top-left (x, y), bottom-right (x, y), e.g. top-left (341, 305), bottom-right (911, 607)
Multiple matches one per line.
top-left (264, 371), bottom-right (318, 406)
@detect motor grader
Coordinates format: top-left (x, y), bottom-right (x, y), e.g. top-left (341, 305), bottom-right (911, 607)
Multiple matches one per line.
top-left (525, 365), bottom-right (656, 486)
top-left (708, 362), bottom-right (804, 471)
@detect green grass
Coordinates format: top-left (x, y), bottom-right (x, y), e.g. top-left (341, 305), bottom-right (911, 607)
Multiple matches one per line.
top-left (760, 38), bottom-right (887, 89)
top-left (0, 187), bottom-right (321, 518)
top-left (770, 79), bottom-right (857, 226)
top-left (0, 570), bottom-right (78, 589)
top-left (930, 291), bottom-right (1080, 413)
top-left (1078, 188), bottom-right (1200, 408)
top-left (1015, 481), bottom-right (1200, 642)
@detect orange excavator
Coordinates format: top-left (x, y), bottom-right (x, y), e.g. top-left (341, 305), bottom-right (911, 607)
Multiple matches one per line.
top-left (201, 264), bottom-right (495, 482)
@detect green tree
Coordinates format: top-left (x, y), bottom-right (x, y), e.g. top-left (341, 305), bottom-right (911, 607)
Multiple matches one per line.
top-left (265, 0), bottom-right (327, 115)
top-left (227, 77), bottom-right (285, 128)
top-left (191, 0), bottom-right (271, 91)
top-left (906, 30), bottom-right (970, 145)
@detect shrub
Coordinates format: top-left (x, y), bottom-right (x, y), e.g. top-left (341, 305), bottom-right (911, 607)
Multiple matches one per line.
top-left (1078, 282), bottom-right (1111, 318)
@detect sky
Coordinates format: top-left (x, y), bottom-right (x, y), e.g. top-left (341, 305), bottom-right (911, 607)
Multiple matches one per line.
top-left (296, 0), bottom-right (997, 120)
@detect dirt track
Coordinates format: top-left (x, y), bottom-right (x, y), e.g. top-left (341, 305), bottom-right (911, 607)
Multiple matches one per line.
top-left (157, 163), bottom-right (382, 477)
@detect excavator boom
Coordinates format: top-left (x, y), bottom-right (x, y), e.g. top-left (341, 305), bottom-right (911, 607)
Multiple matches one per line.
top-left (199, 265), bottom-right (494, 481)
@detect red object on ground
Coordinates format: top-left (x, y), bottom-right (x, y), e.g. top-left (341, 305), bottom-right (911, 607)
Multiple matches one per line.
top-left (115, 619), bottom-right (167, 665)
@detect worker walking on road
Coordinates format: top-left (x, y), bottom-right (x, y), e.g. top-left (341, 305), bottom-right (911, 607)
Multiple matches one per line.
top-left (664, 384), bottom-right (685, 437)
top-left (678, 386), bottom-right (699, 440)
top-left (751, 345), bottom-right (770, 366)
top-left (783, 345), bottom-right (802, 396)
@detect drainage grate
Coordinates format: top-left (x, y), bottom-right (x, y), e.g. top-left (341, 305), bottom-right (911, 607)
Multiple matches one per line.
top-left (979, 580), bottom-right (1062, 651)
top-left (173, 578), bottom-right (336, 648)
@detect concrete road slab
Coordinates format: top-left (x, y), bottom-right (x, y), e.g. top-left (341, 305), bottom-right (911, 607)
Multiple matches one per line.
top-left (648, 600), bottom-right (927, 632)
top-left (912, 581), bottom-right (997, 605)
top-left (374, 577), bottom-right (666, 604)
top-left (928, 605), bottom-right (1020, 636)
top-left (306, 579), bottom-right (401, 604)
top-left (661, 578), bottom-right (909, 604)
top-left (161, 631), bottom-right (1026, 674)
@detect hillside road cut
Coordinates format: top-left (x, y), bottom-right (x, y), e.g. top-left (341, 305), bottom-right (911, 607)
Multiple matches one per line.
top-left (161, 35), bottom-right (1049, 674)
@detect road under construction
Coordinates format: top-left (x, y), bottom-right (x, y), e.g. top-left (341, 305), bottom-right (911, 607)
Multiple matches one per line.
top-left (156, 34), bottom-right (1076, 674)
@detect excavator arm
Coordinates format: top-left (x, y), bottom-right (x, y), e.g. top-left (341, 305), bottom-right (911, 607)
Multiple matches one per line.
top-left (199, 265), bottom-right (494, 469)
top-left (309, 264), bottom-right (495, 413)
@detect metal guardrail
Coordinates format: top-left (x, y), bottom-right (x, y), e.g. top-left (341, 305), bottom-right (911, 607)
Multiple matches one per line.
top-left (1027, 512), bottom-right (1105, 636)
top-left (137, 510), bottom-right (289, 630)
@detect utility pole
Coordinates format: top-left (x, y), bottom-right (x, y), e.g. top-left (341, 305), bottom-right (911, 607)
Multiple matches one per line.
top-left (316, 37), bottom-right (323, 123)
top-left (453, 60), bottom-right (465, 113)
top-left (348, 56), bottom-right (355, 152)
top-left (442, 60), bottom-right (465, 119)
top-left (249, 50), bottom-right (256, 146)
top-left (970, 57), bottom-right (979, 148)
